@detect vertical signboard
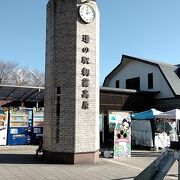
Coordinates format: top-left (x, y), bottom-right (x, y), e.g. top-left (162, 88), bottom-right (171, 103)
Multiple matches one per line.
top-left (109, 111), bottom-right (131, 158)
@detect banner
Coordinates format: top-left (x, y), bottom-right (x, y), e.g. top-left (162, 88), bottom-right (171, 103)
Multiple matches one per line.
top-left (109, 111), bottom-right (131, 158)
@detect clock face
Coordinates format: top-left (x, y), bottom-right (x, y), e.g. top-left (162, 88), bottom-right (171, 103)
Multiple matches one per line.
top-left (79, 4), bottom-right (95, 23)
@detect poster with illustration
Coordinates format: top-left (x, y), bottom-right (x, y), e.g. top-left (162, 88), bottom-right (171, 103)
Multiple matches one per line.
top-left (109, 111), bottom-right (131, 158)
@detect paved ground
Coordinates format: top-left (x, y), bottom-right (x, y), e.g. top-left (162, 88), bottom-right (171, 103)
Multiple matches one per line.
top-left (0, 146), bottom-right (178, 180)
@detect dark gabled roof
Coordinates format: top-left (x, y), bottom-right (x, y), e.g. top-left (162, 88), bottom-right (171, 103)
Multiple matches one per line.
top-left (103, 54), bottom-right (180, 96)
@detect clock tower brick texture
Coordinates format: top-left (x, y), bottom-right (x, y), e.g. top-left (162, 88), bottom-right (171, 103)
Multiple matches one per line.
top-left (43, 0), bottom-right (100, 164)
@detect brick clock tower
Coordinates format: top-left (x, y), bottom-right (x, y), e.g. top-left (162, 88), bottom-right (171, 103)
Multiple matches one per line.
top-left (43, 0), bottom-right (100, 164)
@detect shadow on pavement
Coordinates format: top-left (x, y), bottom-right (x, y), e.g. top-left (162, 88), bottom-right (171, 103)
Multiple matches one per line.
top-left (0, 154), bottom-right (45, 164)
top-left (131, 151), bottom-right (161, 157)
top-left (0, 150), bottom-right (161, 164)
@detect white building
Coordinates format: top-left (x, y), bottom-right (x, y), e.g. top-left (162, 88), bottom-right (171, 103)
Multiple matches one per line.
top-left (103, 55), bottom-right (180, 111)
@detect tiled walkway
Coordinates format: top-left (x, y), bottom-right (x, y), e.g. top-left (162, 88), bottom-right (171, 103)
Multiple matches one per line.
top-left (0, 146), bottom-right (178, 180)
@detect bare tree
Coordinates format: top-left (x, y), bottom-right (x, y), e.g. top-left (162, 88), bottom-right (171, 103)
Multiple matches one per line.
top-left (9, 67), bottom-right (32, 86)
top-left (28, 69), bottom-right (45, 87)
top-left (0, 60), bottom-right (18, 84)
top-left (8, 67), bottom-right (45, 87)
top-left (0, 60), bottom-right (45, 86)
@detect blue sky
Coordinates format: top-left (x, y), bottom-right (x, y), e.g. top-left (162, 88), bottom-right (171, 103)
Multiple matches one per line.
top-left (0, 1), bottom-right (180, 85)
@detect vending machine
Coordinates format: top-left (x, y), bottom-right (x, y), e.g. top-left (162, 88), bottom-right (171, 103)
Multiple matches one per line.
top-left (7, 108), bottom-right (33, 145)
top-left (31, 109), bottom-right (44, 145)
top-left (0, 109), bottom-right (8, 145)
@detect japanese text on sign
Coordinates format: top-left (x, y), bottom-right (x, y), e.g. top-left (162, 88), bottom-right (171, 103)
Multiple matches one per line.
top-left (81, 35), bottom-right (91, 110)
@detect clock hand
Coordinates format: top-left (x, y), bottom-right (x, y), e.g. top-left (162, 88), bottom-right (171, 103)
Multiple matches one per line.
top-left (87, 12), bottom-right (93, 16)
top-left (86, 9), bottom-right (92, 15)
top-left (86, 6), bottom-right (89, 14)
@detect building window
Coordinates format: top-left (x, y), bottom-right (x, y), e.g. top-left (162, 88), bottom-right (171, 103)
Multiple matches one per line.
top-left (148, 73), bottom-right (153, 89)
top-left (115, 80), bottom-right (119, 88)
top-left (126, 77), bottom-right (140, 90)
